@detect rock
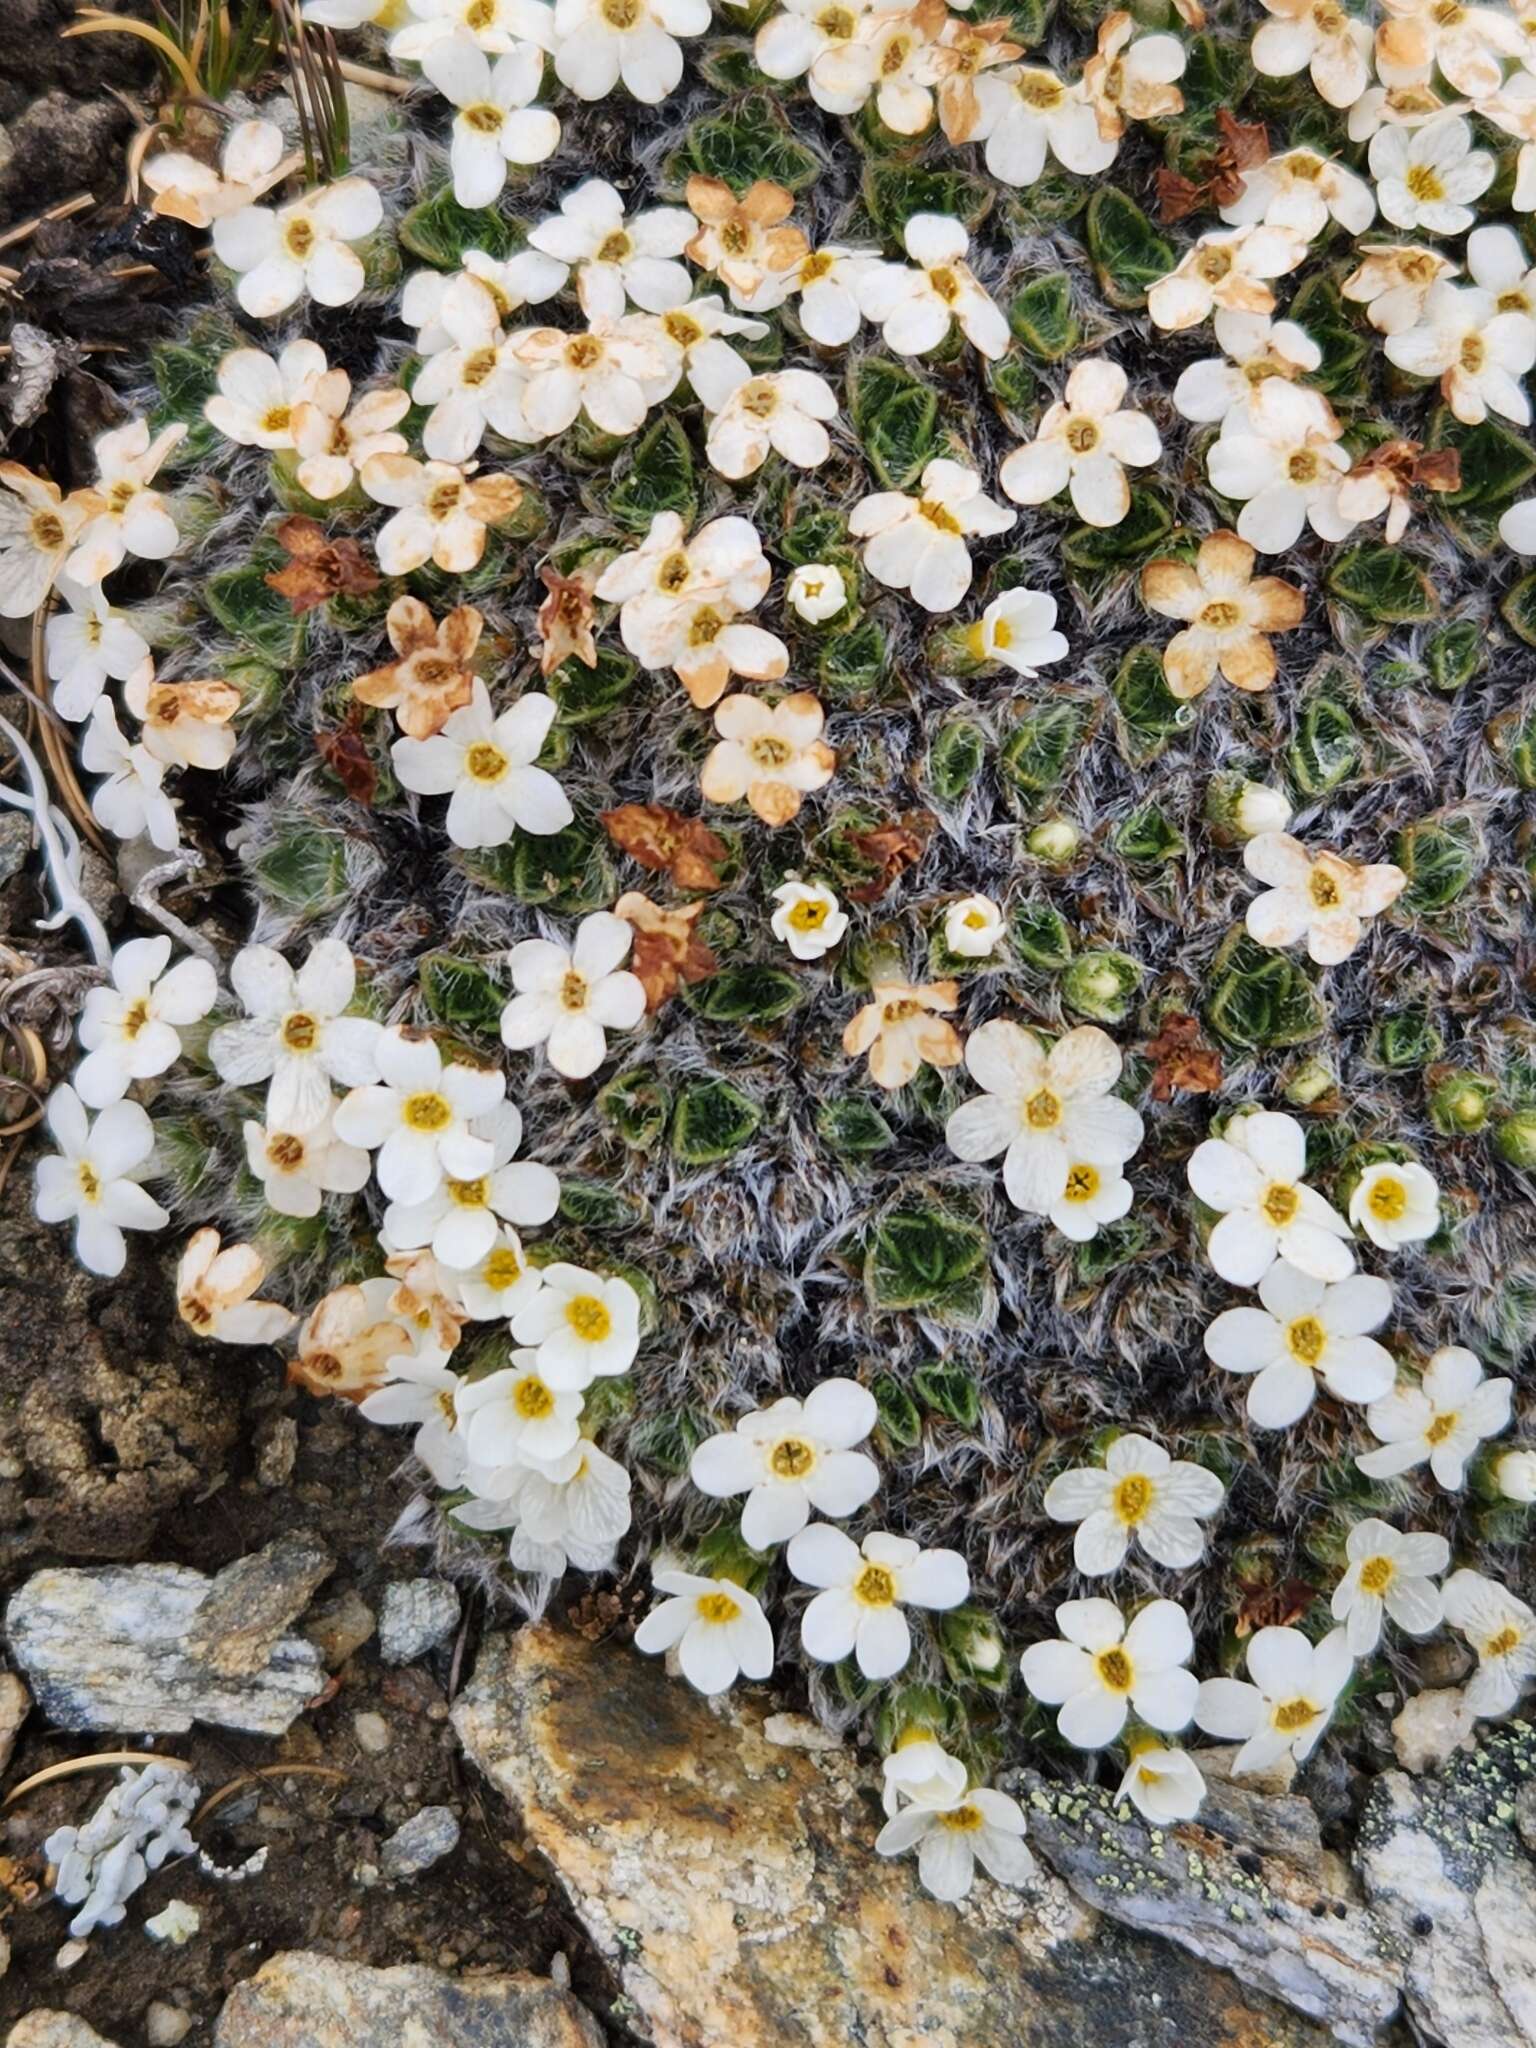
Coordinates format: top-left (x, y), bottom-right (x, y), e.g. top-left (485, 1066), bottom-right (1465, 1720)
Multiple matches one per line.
top-left (0, 1671), bottom-right (29, 1773)
top-left (252, 1413), bottom-right (298, 1489)
top-left (763, 1710), bottom-right (843, 1750)
top-left (5, 2017), bottom-right (119, 2048)
top-left (183, 1535), bottom-right (333, 1678)
top-left (1356, 1720), bottom-right (1536, 2048)
top-left (352, 1711), bottom-right (390, 1755)
top-left (212, 1952), bottom-right (602, 2048)
top-left (1195, 1742), bottom-right (1297, 1797)
top-left (5, 1552), bottom-right (326, 1735)
top-left (144, 2006), bottom-right (191, 2048)
top-left (1393, 1685), bottom-right (1480, 1773)
top-left (380, 1804), bottom-right (460, 1880)
top-left (454, 1626), bottom-right (1340, 2048)
top-left (378, 1579), bottom-right (460, 1665)
top-left (304, 1587), bottom-right (377, 1669)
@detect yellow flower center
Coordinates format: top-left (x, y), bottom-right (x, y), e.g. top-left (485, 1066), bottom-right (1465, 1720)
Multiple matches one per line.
top-left (1286, 1316), bottom-right (1327, 1367)
top-left (463, 102), bottom-right (504, 133)
top-left (697, 1589), bottom-right (741, 1623)
top-left (1016, 69), bottom-right (1064, 108)
top-left (1404, 165), bottom-right (1446, 205)
top-left (770, 1436), bottom-right (815, 1478)
top-left (601, 0), bottom-right (641, 24)
top-left (1308, 868), bottom-right (1342, 907)
top-left (663, 311), bottom-right (702, 347)
top-left (596, 231), bottom-right (632, 264)
top-left (918, 498), bottom-right (962, 534)
top-left (1199, 600), bottom-right (1242, 631)
top-left (1313, 0), bottom-right (1344, 28)
top-left (880, 33), bottom-right (913, 74)
top-left (1272, 1697), bottom-right (1319, 1733)
top-left (426, 480), bottom-right (464, 519)
top-left (1497, 290), bottom-right (1529, 316)
top-left (1096, 1647), bottom-right (1134, 1693)
top-left (801, 250), bottom-right (835, 283)
top-left (1113, 1472), bottom-right (1152, 1524)
top-left (403, 1091), bottom-right (452, 1132)
top-left (963, 909), bottom-right (987, 929)
top-left (739, 380), bottom-right (778, 419)
top-left (687, 605), bottom-right (724, 646)
top-left (559, 970), bottom-right (589, 1012)
top-left (1062, 1163), bottom-right (1100, 1204)
top-left (282, 1011), bottom-right (319, 1052)
top-left (1262, 1182), bottom-right (1299, 1226)
top-left (817, 2), bottom-right (854, 33)
top-left (656, 550), bottom-right (693, 595)
top-left (937, 1802), bottom-right (984, 1833)
top-left (1195, 246), bottom-right (1233, 284)
top-left (991, 618), bottom-right (1014, 649)
top-left (284, 216), bottom-right (316, 259)
top-left (1358, 1555), bottom-right (1394, 1595)
top-left (1065, 417), bottom-right (1100, 455)
top-left (32, 510), bottom-right (65, 551)
top-left (565, 1293), bottom-right (612, 1342)
top-left (263, 404), bottom-right (292, 433)
top-left (77, 1162), bottom-right (101, 1203)
top-left (267, 1133), bottom-right (305, 1170)
top-left (566, 335), bottom-right (605, 370)
top-left (749, 734), bottom-right (793, 769)
top-left (1367, 1174), bottom-right (1409, 1222)
top-left (481, 1246), bottom-right (523, 1292)
top-left (928, 266), bottom-right (961, 305)
top-left (1024, 1087), bottom-right (1062, 1130)
top-left (121, 997), bottom-right (152, 1038)
top-left (462, 346), bottom-right (500, 388)
top-left (466, 741), bottom-right (508, 783)
top-left (1488, 1625), bottom-right (1522, 1656)
top-left (854, 1562), bottom-right (897, 1606)
top-left (1287, 449), bottom-right (1321, 485)
top-left (788, 899), bottom-right (828, 931)
top-left (446, 1175), bottom-right (489, 1208)
top-left (465, 0), bottom-right (496, 24)
top-left (514, 1374), bottom-right (555, 1419)
top-left (107, 479), bottom-right (138, 515)
top-left (1460, 335), bottom-right (1487, 373)
top-left (1425, 1409), bottom-right (1458, 1445)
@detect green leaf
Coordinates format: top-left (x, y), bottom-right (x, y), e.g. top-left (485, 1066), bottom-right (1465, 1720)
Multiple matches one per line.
top-left (397, 186), bottom-right (520, 267)
top-left (780, 498), bottom-right (847, 565)
top-left (1327, 543), bottom-right (1438, 623)
top-left (1084, 187), bottom-right (1175, 309)
top-left (1500, 572), bottom-right (1536, 646)
top-left (984, 352), bottom-right (1038, 433)
top-left (1062, 950), bottom-right (1143, 1023)
top-left (1000, 698), bottom-right (1086, 798)
top-left (462, 819), bottom-right (616, 912)
top-left (1425, 618), bottom-right (1484, 693)
top-left (1490, 703), bottom-right (1536, 787)
top-left (912, 1362), bottom-right (981, 1427)
top-left (420, 954), bottom-right (505, 1040)
top-left (1114, 803), bottom-right (1183, 866)
top-left (864, 164), bottom-right (993, 238)
top-left (1205, 929), bottom-right (1327, 1050)
top-left (681, 963), bottom-right (804, 1025)
top-left (629, 1408), bottom-right (710, 1476)
top-left (850, 358), bottom-right (940, 491)
top-left (549, 648), bottom-right (637, 725)
top-left (1365, 1007), bottom-right (1444, 1072)
top-left (872, 1373), bottom-right (923, 1451)
top-left (558, 1178), bottom-right (644, 1230)
top-left (1286, 275), bottom-right (1370, 402)
top-left (1009, 275), bottom-right (1079, 361)
top-left (817, 1098), bottom-right (895, 1160)
top-left (598, 1069), bottom-right (672, 1151)
top-left (606, 413), bottom-right (697, 534)
top-left (204, 563), bottom-right (307, 667)
top-left (249, 823), bottom-right (351, 917)
top-left (1012, 898), bottom-right (1073, 972)
top-left (1180, 30), bottom-right (1248, 113)
top-left (817, 617), bottom-right (889, 705)
top-left (1062, 489), bottom-right (1173, 568)
top-left (1288, 693), bottom-right (1362, 798)
top-left (865, 1208), bottom-right (993, 1330)
top-left (671, 1077), bottom-right (763, 1164)
top-left (1395, 815), bottom-right (1485, 915)
top-left (1429, 407), bottom-right (1536, 513)
top-left (1112, 642), bottom-right (1195, 765)
top-left (927, 718), bottom-right (987, 803)
top-left (1076, 1217), bottom-right (1150, 1281)
top-left (679, 93), bottom-right (821, 193)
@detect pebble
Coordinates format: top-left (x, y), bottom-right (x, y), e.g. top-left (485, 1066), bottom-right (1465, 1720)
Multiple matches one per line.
top-left (144, 2003), bottom-right (191, 2047)
top-left (378, 1580), bottom-right (460, 1666)
top-left (352, 1711), bottom-right (390, 1755)
top-left (380, 1805), bottom-right (460, 1882)
top-left (144, 1901), bottom-right (200, 1946)
top-left (54, 1941), bottom-right (88, 1971)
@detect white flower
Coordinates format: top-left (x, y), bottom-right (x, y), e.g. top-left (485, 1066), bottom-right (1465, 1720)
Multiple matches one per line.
top-left (81, 701), bottom-right (179, 852)
top-left (1250, 0), bottom-right (1372, 110)
top-left (1375, 0), bottom-right (1525, 101)
top-left (451, 1226), bottom-right (545, 1320)
top-left (944, 894), bottom-right (1004, 960)
top-left (1385, 282), bottom-right (1536, 426)
top-left (74, 936), bottom-right (216, 1109)
top-left (304, 0), bottom-right (407, 23)
top-left (209, 937), bottom-right (382, 1134)
top-left (634, 1569), bottom-right (774, 1694)
top-left (704, 370), bottom-right (838, 480)
top-left (43, 576), bottom-right (149, 722)
top-left (358, 1353), bottom-right (467, 1489)
top-left (453, 1433), bottom-right (635, 1573)
top-left (0, 464), bottom-right (92, 618)
top-left (122, 664), bottom-right (239, 773)
top-left (552, 0), bottom-right (710, 103)
top-left (391, 0), bottom-right (556, 60)
top-left (1357, 1345), bottom-right (1513, 1490)
top-left (510, 1261), bottom-right (641, 1388)
top-left (700, 692), bottom-right (835, 827)
top-left (689, 1379), bottom-right (879, 1548)
top-left (1188, 1108), bottom-right (1354, 1287)
top-left (458, 1349), bottom-right (584, 1469)
top-left (289, 378), bottom-right (411, 500)
top-left (1021, 1598), bottom-right (1197, 1750)
top-left (176, 1228), bottom-right (294, 1347)
top-left (773, 245), bottom-right (879, 345)
top-left (595, 510), bottom-right (784, 710)
top-left (413, 339), bottom-right (532, 465)
top-left (401, 247), bottom-right (567, 354)
top-left (499, 912), bottom-right (646, 1081)
top-left (966, 587), bottom-right (1069, 676)
top-left (859, 214), bottom-right (1009, 360)
top-left (1116, 1746), bottom-right (1206, 1823)
top-left (381, 1099), bottom-right (560, 1267)
top-left (1207, 381), bottom-right (1355, 554)
top-left (1370, 117), bottom-right (1493, 236)
top-left (511, 317), bottom-right (667, 438)
top-left (332, 1028), bottom-right (504, 1204)
top-left (528, 178), bottom-right (692, 321)
top-left (1146, 224), bottom-right (1307, 332)
top-left (1234, 781), bottom-right (1294, 838)
top-left (1341, 241), bottom-right (1459, 335)
top-left (1220, 147), bottom-right (1375, 242)
top-left (1243, 832), bottom-right (1407, 965)
top-left (1502, 495), bottom-right (1536, 552)
top-left (242, 1108), bottom-right (371, 1218)
top-left (1467, 223), bottom-right (1536, 313)
top-left (1204, 1263), bottom-right (1395, 1428)
top-left (770, 880), bottom-right (848, 960)
top-left (1443, 1570), bottom-right (1536, 1717)
top-left (850, 458), bottom-right (1014, 614)
top-left (1173, 311), bottom-right (1322, 428)
top-left (361, 454), bottom-right (522, 576)
top-left (788, 1525), bottom-right (969, 1679)
top-left (644, 297), bottom-right (768, 409)
top-left (1049, 1158), bottom-right (1134, 1244)
top-left (786, 562), bottom-right (847, 623)
top-left (1349, 1159), bottom-right (1441, 1250)
top-left (754, 0), bottom-right (877, 110)
top-left (881, 1735), bottom-right (968, 1817)
top-left (874, 1785), bottom-right (1034, 1903)
top-left (421, 35), bottom-right (560, 206)
top-left (974, 64), bottom-right (1116, 188)
top-left (945, 1021), bottom-right (1142, 1217)
top-left (212, 178), bottom-right (383, 319)
top-left (1044, 1432), bottom-right (1225, 1575)
top-left (1494, 1448), bottom-right (1536, 1502)
top-left (141, 118), bottom-right (289, 227)
top-left (1348, 80), bottom-right (1460, 142)
top-left (1330, 1519), bottom-right (1449, 1655)
top-left (999, 359), bottom-right (1161, 528)
top-left (392, 680), bottom-right (571, 850)
top-left (66, 420), bottom-right (186, 585)
top-left (1194, 1625), bottom-right (1353, 1775)
top-left (204, 340), bottom-right (336, 451)
top-left (33, 1085), bottom-right (167, 1277)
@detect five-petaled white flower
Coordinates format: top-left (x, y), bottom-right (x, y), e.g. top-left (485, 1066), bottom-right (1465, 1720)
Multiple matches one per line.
top-left (242, 1108), bottom-right (371, 1219)
top-left (361, 454), bottom-right (523, 575)
top-left (1385, 281), bottom-right (1536, 426)
top-left (74, 936), bottom-right (217, 1109)
top-left (1173, 310), bottom-right (1323, 428)
top-left (851, 459), bottom-right (1014, 614)
top-left (205, 340), bottom-right (336, 451)
top-left (874, 1784), bottom-right (1035, 1903)
top-left (380, 1098), bottom-right (560, 1268)
top-left (1370, 116), bottom-right (1494, 237)
top-left (1443, 1569), bottom-right (1536, 1717)
top-left (945, 1021), bottom-right (1142, 1217)
top-left (1349, 1159), bottom-right (1441, 1251)
top-left (1357, 1345), bottom-right (1512, 1490)
top-left (176, 1228), bottom-right (295, 1346)
top-left (770, 880), bottom-right (849, 960)
top-left (1194, 1625), bottom-right (1354, 1775)
top-left (34, 1084), bottom-right (168, 1277)
top-left (510, 1261), bottom-right (642, 1387)
top-left (1251, 0), bottom-right (1373, 108)
top-left (1142, 529), bottom-right (1306, 700)
top-left (975, 63), bottom-right (1116, 188)
top-left (1220, 147), bottom-right (1375, 242)
top-left (1243, 833), bottom-right (1407, 964)
top-left (0, 464), bottom-right (92, 618)
top-left (1043, 1432), bottom-right (1225, 1575)
top-left (421, 35), bottom-right (560, 207)
top-left (514, 318), bottom-right (669, 438)
top-left (860, 214), bottom-right (1009, 361)
top-left (213, 177), bottom-right (383, 318)
top-left (290, 375), bottom-right (411, 499)
top-left (1187, 1109), bottom-right (1355, 1286)
top-left (705, 370), bottom-right (838, 480)
top-left (699, 691), bottom-right (835, 828)
top-left (1330, 1519), bottom-right (1450, 1655)
top-left (999, 359), bottom-right (1161, 528)
top-left (209, 937), bottom-right (382, 1134)
top-left (596, 511), bottom-right (785, 710)
top-left (689, 1379), bottom-right (879, 1549)
top-left (1204, 1263), bottom-right (1395, 1428)
top-left (452, 1226), bottom-right (546, 1319)
top-left (333, 1028), bottom-right (505, 1204)
top-left (81, 701), bottom-right (179, 851)
top-left (634, 1569), bottom-right (775, 1695)
top-left (552, 0), bottom-right (710, 102)
top-left (1021, 1597), bottom-right (1198, 1750)
top-left (393, 680), bottom-right (571, 850)
top-left (499, 912), bottom-right (647, 1080)
top-left (1207, 381), bottom-right (1355, 554)
top-left (528, 178), bottom-right (693, 320)
top-left (787, 1525), bottom-right (969, 1679)
top-left (1147, 224), bottom-right (1307, 332)
top-left (458, 1349), bottom-right (585, 1469)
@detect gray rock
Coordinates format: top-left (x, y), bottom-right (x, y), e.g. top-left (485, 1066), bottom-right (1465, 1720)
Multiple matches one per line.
top-left (379, 1804), bottom-right (460, 1881)
top-left (5, 2017), bottom-right (119, 2048)
top-left (6, 1548), bottom-right (326, 1735)
top-left (378, 1578), bottom-right (460, 1665)
top-left (1392, 1684), bottom-right (1479, 1773)
top-left (1356, 1719), bottom-right (1536, 2048)
top-left (1019, 1770), bottom-right (1403, 2046)
top-left (212, 1952), bottom-right (602, 2048)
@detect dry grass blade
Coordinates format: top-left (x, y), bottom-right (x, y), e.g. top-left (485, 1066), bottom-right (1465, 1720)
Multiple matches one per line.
top-left (4, 1752), bottom-right (195, 1808)
top-left (192, 1762), bottom-right (347, 1829)
top-left (30, 604), bottom-right (109, 860)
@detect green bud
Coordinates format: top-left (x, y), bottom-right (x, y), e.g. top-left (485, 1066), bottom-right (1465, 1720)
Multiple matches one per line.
top-left (1061, 949), bottom-right (1142, 1023)
top-left (1027, 817), bottom-right (1080, 863)
top-left (1495, 1111), bottom-right (1536, 1169)
top-left (935, 1607), bottom-right (1010, 1692)
top-left (1428, 1069), bottom-right (1495, 1136)
top-left (1284, 1058), bottom-right (1336, 1107)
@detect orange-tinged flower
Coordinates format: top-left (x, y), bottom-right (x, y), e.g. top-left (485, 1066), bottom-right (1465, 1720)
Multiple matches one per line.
top-left (353, 595), bottom-right (482, 739)
top-left (1141, 530), bottom-right (1304, 700)
top-left (699, 691), bottom-right (834, 828)
top-left (177, 1228), bottom-right (294, 1346)
top-left (289, 1278), bottom-right (418, 1401)
top-left (843, 978), bottom-right (963, 1090)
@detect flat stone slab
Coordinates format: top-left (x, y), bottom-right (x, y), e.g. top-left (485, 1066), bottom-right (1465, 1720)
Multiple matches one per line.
top-left (213, 1952), bottom-right (602, 2048)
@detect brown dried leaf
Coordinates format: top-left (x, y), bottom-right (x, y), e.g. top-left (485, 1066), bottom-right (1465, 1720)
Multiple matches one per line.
top-left (314, 715), bottom-right (378, 807)
top-left (601, 803), bottom-right (729, 891)
top-left (844, 811), bottom-right (934, 904)
top-left (536, 565), bottom-right (599, 677)
top-left (1235, 1578), bottom-right (1315, 1639)
top-left (266, 516), bottom-right (380, 616)
top-left (1146, 1012), bottom-right (1223, 1102)
top-left (614, 891), bottom-right (719, 1011)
